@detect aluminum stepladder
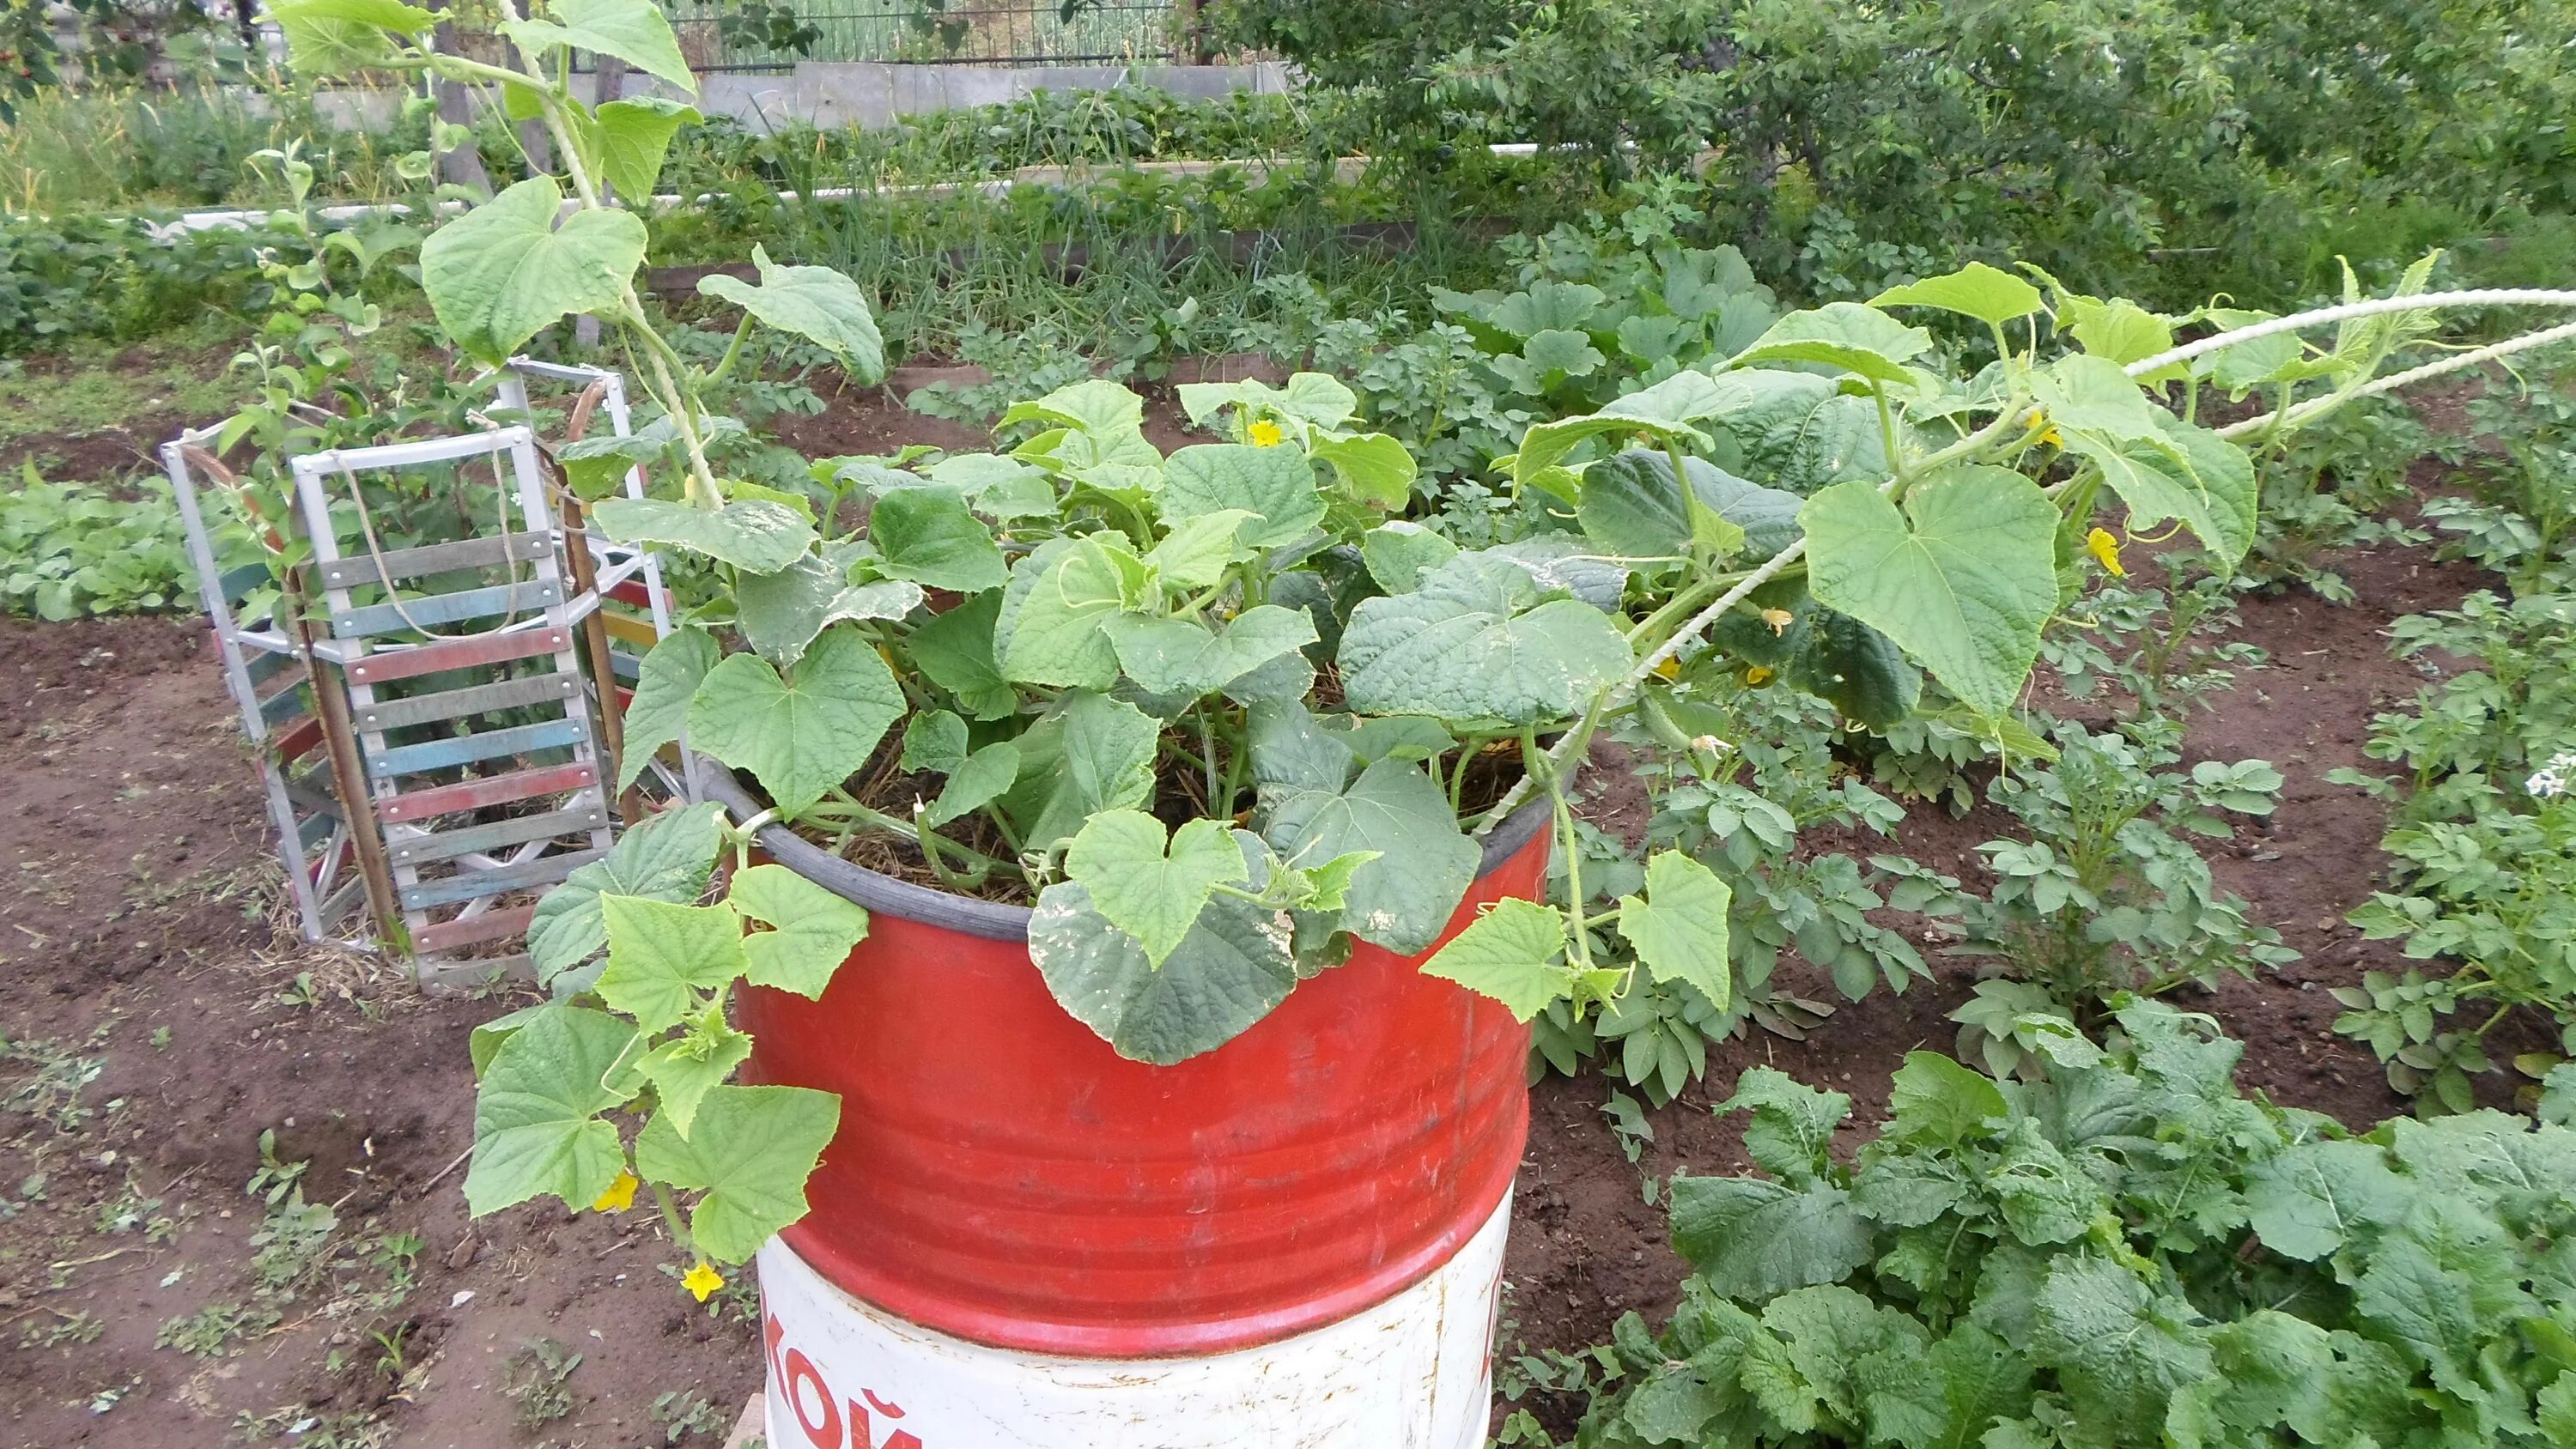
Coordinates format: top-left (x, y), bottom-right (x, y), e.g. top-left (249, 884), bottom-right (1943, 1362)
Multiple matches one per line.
top-left (162, 430), bottom-right (375, 949)
top-left (289, 423), bottom-right (620, 981)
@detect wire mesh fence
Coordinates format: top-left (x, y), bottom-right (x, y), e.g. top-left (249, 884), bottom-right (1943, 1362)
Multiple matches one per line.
top-left (666, 1), bottom-right (1185, 71)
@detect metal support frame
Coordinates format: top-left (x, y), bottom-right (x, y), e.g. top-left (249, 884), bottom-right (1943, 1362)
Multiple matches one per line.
top-left (167, 358), bottom-right (686, 976)
top-left (162, 428), bottom-right (375, 949)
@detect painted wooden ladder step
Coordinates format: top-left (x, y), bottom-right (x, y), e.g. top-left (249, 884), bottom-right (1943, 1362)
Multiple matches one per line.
top-left (271, 713), bottom-right (326, 766)
top-left (401, 847), bottom-right (602, 911)
top-left (317, 530), bottom-right (553, 590)
top-left (258, 682), bottom-right (312, 728)
top-left (385, 801), bottom-right (609, 869)
top-left (366, 718), bottom-right (586, 779)
top-left (414, 904), bottom-right (539, 955)
top-left (330, 579), bottom-right (564, 640)
top-left (346, 627), bottom-right (569, 686)
top-left (378, 762), bottom-right (598, 824)
top-left (354, 671), bottom-right (581, 733)
top-left (601, 609), bottom-right (659, 649)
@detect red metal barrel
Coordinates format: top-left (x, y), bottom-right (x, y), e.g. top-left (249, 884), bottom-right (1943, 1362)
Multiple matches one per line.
top-left (728, 782), bottom-right (1547, 1359)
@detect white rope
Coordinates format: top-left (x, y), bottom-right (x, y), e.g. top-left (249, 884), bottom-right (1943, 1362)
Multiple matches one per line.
top-left (1470, 290), bottom-right (2576, 835)
top-left (2219, 318), bottom-right (2576, 439)
top-left (2127, 288), bottom-right (2576, 376)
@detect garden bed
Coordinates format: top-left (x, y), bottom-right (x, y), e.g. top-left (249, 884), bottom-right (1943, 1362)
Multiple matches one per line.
top-left (0, 384), bottom-right (2498, 1442)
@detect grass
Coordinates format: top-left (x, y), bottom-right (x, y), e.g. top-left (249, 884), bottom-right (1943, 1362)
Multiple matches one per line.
top-left (0, 324), bottom-right (244, 449)
top-left (0, 79), bottom-right (428, 217)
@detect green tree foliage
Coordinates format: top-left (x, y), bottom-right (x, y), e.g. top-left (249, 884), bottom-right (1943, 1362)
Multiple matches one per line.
top-left (1213, 0), bottom-right (2576, 294)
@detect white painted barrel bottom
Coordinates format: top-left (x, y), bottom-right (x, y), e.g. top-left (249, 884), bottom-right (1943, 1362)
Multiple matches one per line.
top-left (756, 1194), bottom-right (1512, 1449)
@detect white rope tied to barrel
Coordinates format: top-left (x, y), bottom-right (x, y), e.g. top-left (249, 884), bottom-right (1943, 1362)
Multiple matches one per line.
top-left (1471, 287), bottom-right (2576, 835)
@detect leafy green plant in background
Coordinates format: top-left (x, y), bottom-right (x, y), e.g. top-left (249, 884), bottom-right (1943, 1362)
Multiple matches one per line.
top-left (1533, 682), bottom-right (1950, 1105)
top-left (2239, 397), bottom-right (2436, 602)
top-left (2431, 355), bottom-right (2576, 595)
top-left (2326, 355), bottom-right (2576, 1113)
top-left (0, 465), bottom-right (252, 619)
top-left (1510, 999), bottom-right (2576, 1448)
top-left (1945, 724), bottom-right (2295, 1080)
top-left (2041, 567), bottom-right (2268, 719)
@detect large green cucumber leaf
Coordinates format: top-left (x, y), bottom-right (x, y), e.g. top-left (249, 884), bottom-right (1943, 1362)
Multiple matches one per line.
top-left (1338, 551), bottom-right (1632, 726)
top-left (1800, 465), bottom-right (2058, 720)
top-left (1308, 433), bottom-right (1415, 508)
top-left (1510, 370), bottom-right (1728, 485)
top-left (923, 742), bottom-right (1019, 828)
top-left (589, 98), bottom-right (699, 202)
top-left (1701, 368), bottom-right (1888, 494)
top-left (634, 1084), bottom-right (841, 1263)
top-left (700, 245), bottom-right (883, 384)
top-left (1063, 811), bottom-right (1249, 967)
top-left (687, 626), bottom-right (904, 815)
top-left (1028, 846), bottom-right (1297, 1065)
top-left (728, 863), bottom-right (868, 998)
top-left (464, 1003), bottom-right (638, 1216)
top-left (526, 800), bottom-right (725, 981)
top-left (1578, 448), bottom-right (1753, 559)
top-left (420, 176), bottom-right (646, 366)
top-left (1616, 851), bottom-right (1734, 1010)
top-left (1162, 443), bottom-right (1325, 548)
top-left (1000, 379), bottom-right (1145, 437)
top-left (614, 627), bottom-right (716, 792)
top-left (998, 690), bottom-right (1159, 852)
top-left (993, 535), bottom-right (1145, 689)
top-left (269, 0), bottom-right (433, 74)
top-left (594, 895), bottom-right (746, 1034)
top-left (1729, 303), bottom-right (1931, 387)
top-left (1259, 753), bottom-right (1477, 955)
top-left (907, 590), bottom-right (1015, 719)
top-left (502, 0), bottom-right (696, 93)
top-left (1142, 509), bottom-right (1258, 589)
top-left (1419, 897), bottom-right (1574, 1021)
top-left (2032, 355), bottom-right (2165, 441)
top-left (1099, 604), bottom-right (1316, 697)
top-left (868, 482), bottom-right (1007, 591)
top-left (1360, 521), bottom-right (1459, 593)
top-left (2063, 414), bottom-right (2259, 570)
top-left (592, 496), bottom-right (817, 575)
top-left (1870, 262), bottom-right (2044, 326)
top-left (734, 553), bottom-right (920, 667)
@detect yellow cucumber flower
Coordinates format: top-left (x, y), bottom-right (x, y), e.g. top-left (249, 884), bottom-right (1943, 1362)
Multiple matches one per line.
top-left (683, 1262), bottom-right (725, 1302)
top-left (2085, 527), bottom-right (2127, 578)
top-left (1248, 419), bottom-right (1285, 448)
top-left (1652, 656), bottom-right (1681, 680)
top-left (1744, 665), bottom-right (1775, 687)
top-left (590, 1171), bottom-right (639, 1214)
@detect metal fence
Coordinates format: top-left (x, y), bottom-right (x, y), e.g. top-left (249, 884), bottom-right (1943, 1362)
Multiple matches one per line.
top-left (665, 1), bottom-right (1184, 72)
